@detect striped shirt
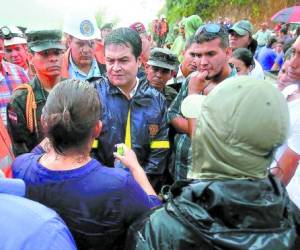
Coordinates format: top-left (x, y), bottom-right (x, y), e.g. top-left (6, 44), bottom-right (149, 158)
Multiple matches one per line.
top-left (0, 61), bottom-right (29, 125)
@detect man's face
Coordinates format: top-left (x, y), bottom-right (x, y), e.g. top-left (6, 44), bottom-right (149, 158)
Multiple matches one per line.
top-left (30, 49), bottom-right (63, 77)
top-left (288, 38), bottom-right (300, 81)
top-left (68, 37), bottom-right (95, 68)
top-left (4, 44), bottom-right (28, 68)
top-left (229, 31), bottom-right (251, 49)
top-left (196, 38), bottom-right (231, 80)
top-left (146, 65), bottom-right (172, 91)
top-left (105, 43), bottom-right (140, 88)
top-left (181, 43), bottom-right (203, 76)
top-left (0, 39), bottom-right (4, 63)
top-left (101, 28), bottom-right (112, 41)
top-left (140, 33), bottom-right (151, 61)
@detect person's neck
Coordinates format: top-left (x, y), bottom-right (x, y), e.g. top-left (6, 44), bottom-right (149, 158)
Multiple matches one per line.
top-left (19, 61), bottom-right (28, 71)
top-left (40, 147), bottom-right (91, 171)
top-left (119, 79), bottom-right (138, 100)
top-left (78, 63), bottom-right (92, 74)
top-left (211, 63), bottom-right (232, 85)
top-left (181, 65), bottom-right (190, 78)
top-left (71, 54), bottom-right (92, 74)
top-left (37, 74), bottom-right (61, 92)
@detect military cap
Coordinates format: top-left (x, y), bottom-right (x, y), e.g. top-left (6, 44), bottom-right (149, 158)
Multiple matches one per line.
top-left (229, 20), bottom-right (253, 36)
top-left (26, 30), bottom-right (65, 52)
top-left (147, 48), bottom-right (179, 71)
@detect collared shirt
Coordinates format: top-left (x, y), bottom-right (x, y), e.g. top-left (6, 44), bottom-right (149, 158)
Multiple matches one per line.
top-left (68, 55), bottom-right (101, 81)
top-left (167, 66), bottom-right (185, 86)
top-left (167, 66), bottom-right (237, 180)
top-left (117, 77), bottom-right (139, 99)
top-left (253, 30), bottom-right (272, 47)
top-left (0, 61), bottom-right (29, 126)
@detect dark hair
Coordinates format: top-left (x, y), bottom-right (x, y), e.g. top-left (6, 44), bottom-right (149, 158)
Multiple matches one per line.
top-left (247, 38), bottom-right (257, 55)
top-left (267, 37), bottom-right (277, 48)
top-left (194, 25), bottom-right (229, 49)
top-left (280, 28), bottom-right (288, 35)
top-left (232, 48), bottom-right (254, 68)
top-left (42, 79), bottom-right (101, 154)
top-left (104, 27), bottom-right (142, 59)
top-left (185, 34), bottom-right (198, 50)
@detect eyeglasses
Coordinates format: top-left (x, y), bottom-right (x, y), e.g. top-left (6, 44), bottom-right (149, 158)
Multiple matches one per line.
top-left (151, 65), bottom-right (171, 74)
top-left (195, 24), bottom-right (222, 36)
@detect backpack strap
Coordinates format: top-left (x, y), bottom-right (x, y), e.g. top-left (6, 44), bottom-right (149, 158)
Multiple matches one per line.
top-left (14, 84), bottom-right (38, 136)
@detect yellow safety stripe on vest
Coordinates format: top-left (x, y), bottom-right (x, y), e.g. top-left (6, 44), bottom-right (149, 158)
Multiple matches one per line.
top-left (125, 109), bottom-right (131, 149)
top-left (150, 141), bottom-right (170, 149)
top-left (92, 139), bottom-right (98, 149)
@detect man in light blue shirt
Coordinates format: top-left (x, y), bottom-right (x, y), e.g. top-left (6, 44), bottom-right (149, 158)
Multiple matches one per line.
top-left (0, 178), bottom-right (77, 250)
top-left (62, 12), bottom-right (106, 81)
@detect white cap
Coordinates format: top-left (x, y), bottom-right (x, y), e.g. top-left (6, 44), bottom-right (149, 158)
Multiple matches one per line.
top-left (2, 26), bottom-right (27, 46)
top-left (63, 12), bottom-right (100, 40)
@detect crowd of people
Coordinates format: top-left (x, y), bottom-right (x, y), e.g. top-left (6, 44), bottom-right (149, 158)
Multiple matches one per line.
top-left (0, 9), bottom-right (300, 250)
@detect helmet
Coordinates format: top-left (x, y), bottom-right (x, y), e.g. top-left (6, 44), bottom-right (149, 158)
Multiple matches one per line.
top-left (0, 26), bottom-right (27, 46)
top-left (63, 12), bottom-right (100, 40)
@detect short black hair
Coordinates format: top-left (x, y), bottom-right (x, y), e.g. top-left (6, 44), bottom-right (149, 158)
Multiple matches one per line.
top-left (185, 34), bottom-right (198, 50)
top-left (232, 48), bottom-right (254, 67)
top-left (104, 27), bottom-right (142, 59)
top-left (195, 25), bottom-right (229, 49)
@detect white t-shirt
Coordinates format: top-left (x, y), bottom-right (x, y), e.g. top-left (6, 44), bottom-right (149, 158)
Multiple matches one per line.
top-left (248, 59), bottom-right (265, 80)
top-left (274, 88), bottom-right (300, 208)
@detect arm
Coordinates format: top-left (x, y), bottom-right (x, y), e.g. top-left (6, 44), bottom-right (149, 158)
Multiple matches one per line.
top-left (145, 97), bottom-right (170, 176)
top-left (167, 79), bottom-right (189, 133)
top-left (272, 147), bottom-right (300, 186)
top-left (6, 92), bottom-right (34, 156)
top-left (114, 144), bottom-right (156, 196)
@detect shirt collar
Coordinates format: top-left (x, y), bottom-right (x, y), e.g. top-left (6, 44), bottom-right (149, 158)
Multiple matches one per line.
top-left (117, 77), bottom-right (139, 99)
top-left (69, 55), bottom-right (101, 80)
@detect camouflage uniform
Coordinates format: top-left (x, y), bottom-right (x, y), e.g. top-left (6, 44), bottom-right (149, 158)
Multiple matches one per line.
top-left (7, 77), bottom-right (48, 156)
top-left (6, 29), bottom-right (65, 156)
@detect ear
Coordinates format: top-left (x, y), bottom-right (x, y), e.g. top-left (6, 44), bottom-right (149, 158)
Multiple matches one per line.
top-left (144, 63), bottom-right (150, 73)
top-left (93, 120), bottom-right (102, 138)
top-left (225, 47), bottom-right (232, 61)
top-left (27, 52), bottom-right (34, 61)
top-left (137, 56), bottom-right (142, 68)
top-left (66, 35), bottom-right (72, 48)
top-left (41, 114), bottom-right (48, 132)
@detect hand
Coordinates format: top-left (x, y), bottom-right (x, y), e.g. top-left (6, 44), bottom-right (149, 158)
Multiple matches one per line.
top-left (188, 71), bottom-right (208, 95)
top-left (113, 144), bottom-right (142, 173)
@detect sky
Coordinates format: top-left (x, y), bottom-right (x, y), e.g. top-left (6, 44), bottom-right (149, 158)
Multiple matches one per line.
top-left (0, 0), bottom-right (165, 30)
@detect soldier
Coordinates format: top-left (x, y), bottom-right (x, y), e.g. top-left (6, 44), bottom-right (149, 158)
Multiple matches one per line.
top-left (146, 48), bottom-right (179, 107)
top-left (7, 30), bottom-right (64, 156)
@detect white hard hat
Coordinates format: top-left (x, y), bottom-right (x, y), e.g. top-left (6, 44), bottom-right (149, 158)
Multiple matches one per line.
top-left (63, 12), bottom-right (100, 40)
top-left (1, 26), bottom-right (27, 46)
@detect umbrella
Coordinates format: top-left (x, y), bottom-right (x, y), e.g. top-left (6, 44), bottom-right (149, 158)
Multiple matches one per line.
top-left (271, 6), bottom-right (300, 23)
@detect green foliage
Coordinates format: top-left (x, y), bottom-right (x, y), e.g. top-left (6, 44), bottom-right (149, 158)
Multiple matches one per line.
top-left (95, 8), bottom-right (120, 29)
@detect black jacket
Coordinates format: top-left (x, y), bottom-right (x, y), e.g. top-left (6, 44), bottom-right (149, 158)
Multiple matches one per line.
top-left (126, 175), bottom-right (300, 250)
